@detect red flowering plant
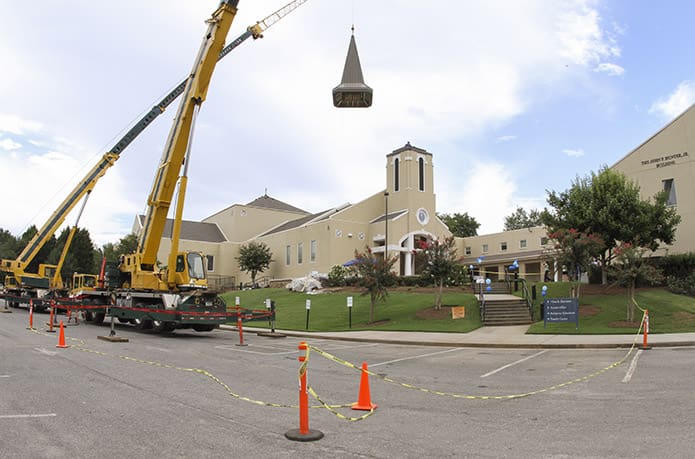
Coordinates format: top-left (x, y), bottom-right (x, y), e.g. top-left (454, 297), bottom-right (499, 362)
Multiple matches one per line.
top-left (350, 246), bottom-right (398, 324)
top-left (420, 236), bottom-right (463, 310)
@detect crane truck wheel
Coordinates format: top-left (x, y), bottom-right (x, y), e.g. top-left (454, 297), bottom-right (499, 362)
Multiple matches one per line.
top-left (131, 317), bottom-right (152, 330)
top-left (93, 312), bottom-right (106, 324)
top-left (192, 324), bottom-right (217, 332)
top-left (151, 320), bottom-right (176, 333)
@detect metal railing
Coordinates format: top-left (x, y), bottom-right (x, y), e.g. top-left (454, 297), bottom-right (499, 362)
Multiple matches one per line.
top-left (518, 278), bottom-right (534, 321)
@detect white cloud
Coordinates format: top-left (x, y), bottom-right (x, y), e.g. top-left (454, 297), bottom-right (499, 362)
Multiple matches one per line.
top-left (555, 1), bottom-right (621, 67)
top-left (0, 113), bottom-right (42, 136)
top-left (595, 62), bottom-right (625, 76)
top-left (448, 161), bottom-right (518, 235)
top-left (563, 148), bottom-right (585, 157)
top-left (495, 135), bottom-right (517, 143)
top-left (0, 137), bottom-right (21, 150)
top-left (649, 81), bottom-right (695, 119)
top-left (0, 126), bottom-right (137, 246)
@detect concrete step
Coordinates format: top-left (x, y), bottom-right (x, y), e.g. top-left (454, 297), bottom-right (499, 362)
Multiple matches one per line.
top-left (482, 300), bottom-right (532, 326)
top-left (485, 300), bottom-right (528, 309)
top-left (484, 319), bottom-right (533, 326)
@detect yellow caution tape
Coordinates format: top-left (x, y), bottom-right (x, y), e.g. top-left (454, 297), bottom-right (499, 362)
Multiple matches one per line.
top-left (309, 318), bottom-right (645, 401)
top-left (28, 328), bottom-right (349, 410)
top-left (27, 312), bottom-right (648, 416)
top-left (308, 386), bottom-right (375, 422)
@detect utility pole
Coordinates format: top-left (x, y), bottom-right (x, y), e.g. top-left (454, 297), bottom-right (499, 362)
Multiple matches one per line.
top-left (384, 191), bottom-right (389, 260)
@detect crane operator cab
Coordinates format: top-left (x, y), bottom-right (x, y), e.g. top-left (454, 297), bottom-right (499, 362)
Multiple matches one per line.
top-left (118, 250), bottom-right (208, 291)
top-left (173, 252), bottom-right (208, 290)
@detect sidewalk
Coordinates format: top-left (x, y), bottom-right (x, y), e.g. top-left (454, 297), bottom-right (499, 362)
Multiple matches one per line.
top-left (231, 325), bottom-right (695, 349)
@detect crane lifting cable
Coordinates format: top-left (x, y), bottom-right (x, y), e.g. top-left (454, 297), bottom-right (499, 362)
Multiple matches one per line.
top-left (333, 26), bottom-right (372, 108)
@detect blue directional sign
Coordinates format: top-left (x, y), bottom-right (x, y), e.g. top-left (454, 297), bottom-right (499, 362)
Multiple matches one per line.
top-left (544, 298), bottom-right (579, 329)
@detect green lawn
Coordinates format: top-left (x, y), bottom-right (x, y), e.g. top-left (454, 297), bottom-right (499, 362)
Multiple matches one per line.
top-left (222, 285), bottom-right (695, 335)
top-left (222, 288), bottom-right (480, 333)
top-left (521, 283), bottom-right (695, 334)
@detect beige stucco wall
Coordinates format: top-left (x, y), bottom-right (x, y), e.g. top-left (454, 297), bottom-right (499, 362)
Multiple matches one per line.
top-left (458, 226), bottom-right (551, 281)
top-left (612, 105), bottom-right (695, 256)
top-left (203, 204), bottom-right (308, 242)
top-left (257, 216), bottom-right (370, 281)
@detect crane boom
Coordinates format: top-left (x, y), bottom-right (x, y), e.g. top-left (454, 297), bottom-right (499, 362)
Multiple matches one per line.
top-left (0, 0), bottom-right (310, 287)
top-left (135, 1), bottom-right (238, 268)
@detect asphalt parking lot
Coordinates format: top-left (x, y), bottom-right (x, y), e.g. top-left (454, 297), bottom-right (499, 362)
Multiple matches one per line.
top-left (2, 308), bottom-right (695, 458)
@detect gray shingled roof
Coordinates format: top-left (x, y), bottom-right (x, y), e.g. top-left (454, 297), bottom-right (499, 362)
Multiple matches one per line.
top-left (245, 195), bottom-right (307, 214)
top-left (163, 219), bottom-right (226, 243)
top-left (137, 215), bottom-right (226, 243)
top-left (339, 34), bottom-right (367, 85)
top-left (371, 209), bottom-right (408, 224)
top-left (259, 208), bottom-right (335, 237)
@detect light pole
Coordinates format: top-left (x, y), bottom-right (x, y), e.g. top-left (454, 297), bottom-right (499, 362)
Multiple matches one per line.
top-left (384, 191), bottom-right (389, 260)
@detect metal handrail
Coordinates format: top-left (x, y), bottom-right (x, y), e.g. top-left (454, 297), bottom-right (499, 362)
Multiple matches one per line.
top-left (518, 278), bottom-right (534, 321)
top-left (472, 280), bottom-right (486, 320)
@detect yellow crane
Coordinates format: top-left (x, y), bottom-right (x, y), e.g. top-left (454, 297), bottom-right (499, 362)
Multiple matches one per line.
top-left (1, 0), bottom-right (310, 314)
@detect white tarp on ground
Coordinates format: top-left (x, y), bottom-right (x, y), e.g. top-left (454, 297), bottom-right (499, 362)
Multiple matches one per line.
top-left (286, 272), bottom-right (325, 293)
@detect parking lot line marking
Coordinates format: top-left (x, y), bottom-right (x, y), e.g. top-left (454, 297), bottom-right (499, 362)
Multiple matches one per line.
top-left (622, 349), bottom-right (643, 383)
top-left (481, 350), bottom-right (548, 378)
top-left (0, 414), bottom-right (57, 419)
top-left (34, 347), bottom-right (57, 356)
top-left (370, 348), bottom-right (463, 368)
top-left (214, 344), bottom-right (297, 355)
top-left (319, 343), bottom-right (380, 351)
top-left (145, 346), bottom-right (171, 353)
top-left (0, 375), bottom-right (10, 378)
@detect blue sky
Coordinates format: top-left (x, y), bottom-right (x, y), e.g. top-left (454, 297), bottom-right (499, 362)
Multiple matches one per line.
top-left (1, 0), bottom-right (694, 247)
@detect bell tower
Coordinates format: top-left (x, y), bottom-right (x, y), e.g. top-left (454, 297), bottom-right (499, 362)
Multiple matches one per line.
top-left (382, 142), bottom-right (438, 276)
top-left (386, 142), bottom-right (435, 207)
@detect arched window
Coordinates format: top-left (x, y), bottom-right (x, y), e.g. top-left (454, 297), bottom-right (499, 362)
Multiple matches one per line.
top-left (394, 157), bottom-right (400, 191)
top-left (418, 157), bottom-right (425, 191)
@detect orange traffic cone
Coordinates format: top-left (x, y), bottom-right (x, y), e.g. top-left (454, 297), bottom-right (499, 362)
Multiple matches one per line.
top-left (351, 361), bottom-right (377, 411)
top-left (27, 300), bottom-right (35, 330)
top-left (56, 320), bottom-right (69, 349)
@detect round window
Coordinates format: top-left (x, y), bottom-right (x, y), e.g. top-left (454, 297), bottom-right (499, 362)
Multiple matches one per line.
top-left (416, 208), bottom-right (429, 225)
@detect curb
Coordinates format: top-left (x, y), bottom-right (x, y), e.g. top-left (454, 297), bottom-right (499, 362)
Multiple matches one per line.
top-left (220, 325), bottom-right (695, 350)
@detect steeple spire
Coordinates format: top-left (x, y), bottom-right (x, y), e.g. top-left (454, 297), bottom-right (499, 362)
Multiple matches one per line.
top-left (332, 28), bottom-right (372, 108)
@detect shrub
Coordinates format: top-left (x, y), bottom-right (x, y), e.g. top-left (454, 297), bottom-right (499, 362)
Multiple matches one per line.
top-left (667, 273), bottom-right (695, 297)
top-left (327, 265), bottom-right (349, 287)
top-left (400, 276), bottom-right (430, 287)
top-left (657, 253), bottom-right (695, 279)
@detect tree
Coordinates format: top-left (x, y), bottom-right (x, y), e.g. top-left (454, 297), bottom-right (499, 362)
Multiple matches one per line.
top-left (236, 241), bottom-right (273, 287)
top-left (542, 167), bottom-right (680, 283)
top-left (102, 233), bottom-right (139, 262)
top-left (17, 225), bottom-right (57, 274)
top-left (609, 243), bottom-right (663, 322)
top-left (438, 212), bottom-right (480, 237)
top-left (49, 227), bottom-right (97, 281)
top-left (351, 246), bottom-right (397, 324)
top-left (547, 228), bottom-right (604, 299)
top-left (0, 228), bottom-right (20, 259)
top-left (420, 236), bottom-right (462, 310)
top-left (504, 206), bottom-right (542, 231)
